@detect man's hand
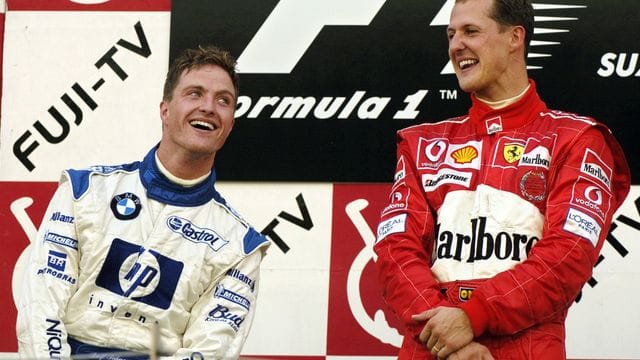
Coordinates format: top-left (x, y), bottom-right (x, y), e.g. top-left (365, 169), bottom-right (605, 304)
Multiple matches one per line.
top-left (411, 307), bottom-right (474, 358)
top-left (447, 342), bottom-right (495, 360)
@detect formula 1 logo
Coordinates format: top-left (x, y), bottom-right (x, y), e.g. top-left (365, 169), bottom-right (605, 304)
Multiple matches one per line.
top-left (237, 0), bottom-right (586, 74)
top-left (237, 0), bottom-right (387, 73)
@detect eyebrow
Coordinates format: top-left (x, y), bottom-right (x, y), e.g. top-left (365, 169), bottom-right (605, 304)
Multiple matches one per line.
top-left (182, 85), bottom-right (236, 99)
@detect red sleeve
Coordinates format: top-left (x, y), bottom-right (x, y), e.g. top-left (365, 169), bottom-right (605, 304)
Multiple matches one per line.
top-left (460, 126), bottom-right (631, 336)
top-left (374, 130), bottom-right (448, 339)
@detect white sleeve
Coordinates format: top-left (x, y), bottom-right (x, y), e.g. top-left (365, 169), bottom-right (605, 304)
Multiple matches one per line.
top-left (16, 175), bottom-right (79, 359)
top-left (172, 248), bottom-right (266, 360)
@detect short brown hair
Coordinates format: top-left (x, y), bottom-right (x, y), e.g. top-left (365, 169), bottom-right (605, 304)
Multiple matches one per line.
top-left (162, 45), bottom-right (239, 101)
top-left (455, 0), bottom-right (534, 58)
top-left (490, 0), bottom-right (534, 57)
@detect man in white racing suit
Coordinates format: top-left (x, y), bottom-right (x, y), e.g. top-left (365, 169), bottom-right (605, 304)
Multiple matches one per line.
top-left (17, 45), bottom-right (269, 360)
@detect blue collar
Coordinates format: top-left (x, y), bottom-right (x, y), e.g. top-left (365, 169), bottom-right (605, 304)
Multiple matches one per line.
top-left (139, 146), bottom-right (224, 207)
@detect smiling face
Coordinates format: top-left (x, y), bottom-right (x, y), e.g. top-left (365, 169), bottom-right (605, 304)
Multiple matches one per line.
top-left (447, 0), bottom-right (527, 100)
top-left (158, 64), bottom-right (236, 167)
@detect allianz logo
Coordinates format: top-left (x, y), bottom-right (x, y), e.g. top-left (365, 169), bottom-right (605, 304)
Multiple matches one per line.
top-left (166, 216), bottom-right (229, 251)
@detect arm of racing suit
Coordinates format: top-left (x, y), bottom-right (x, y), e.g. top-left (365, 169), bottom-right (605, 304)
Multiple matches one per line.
top-left (459, 126), bottom-right (631, 337)
top-left (172, 230), bottom-right (268, 360)
top-left (374, 131), bottom-right (449, 341)
top-left (17, 174), bottom-right (80, 359)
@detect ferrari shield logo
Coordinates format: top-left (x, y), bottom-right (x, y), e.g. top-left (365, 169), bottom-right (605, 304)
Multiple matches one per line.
top-left (503, 143), bottom-right (524, 164)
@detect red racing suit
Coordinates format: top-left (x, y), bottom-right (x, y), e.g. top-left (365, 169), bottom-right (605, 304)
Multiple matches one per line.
top-left (374, 81), bottom-right (630, 359)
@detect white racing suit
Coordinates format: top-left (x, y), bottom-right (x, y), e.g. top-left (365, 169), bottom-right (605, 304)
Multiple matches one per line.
top-left (17, 146), bottom-right (270, 359)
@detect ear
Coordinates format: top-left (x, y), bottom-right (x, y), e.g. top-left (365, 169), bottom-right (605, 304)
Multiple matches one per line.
top-left (510, 25), bottom-right (526, 53)
top-left (160, 100), bottom-right (169, 125)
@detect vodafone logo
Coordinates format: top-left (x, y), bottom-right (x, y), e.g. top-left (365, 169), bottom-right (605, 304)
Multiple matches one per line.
top-left (426, 140), bottom-right (447, 162)
top-left (570, 177), bottom-right (611, 222)
top-left (585, 186), bottom-right (603, 205)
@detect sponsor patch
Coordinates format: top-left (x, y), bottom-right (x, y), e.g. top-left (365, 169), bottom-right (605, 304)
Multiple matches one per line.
top-left (110, 192), bottom-right (142, 220)
top-left (393, 156), bottom-right (406, 185)
top-left (205, 304), bottom-right (244, 332)
top-left (50, 211), bottom-right (74, 224)
top-left (434, 218), bottom-right (539, 263)
top-left (214, 284), bottom-right (251, 310)
top-left (570, 176), bottom-right (612, 222)
top-left (44, 232), bottom-right (78, 250)
top-left (376, 214), bottom-right (407, 242)
top-left (485, 116), bottom-right (503, 134)
top-left (47, 250), bottom-right (67, 271)
top-left (417, 138), bottom-right (448, 169)
top-left (450, 146), bottom-right (478, 164)
top-left (381, 184), bottom-right (409, 216)
top-left (37, 251), bottom-right (77, 285)
top-left (422, 169), bottom-right (472, 192)
top-left (459, 287), bottom-right (474, 302)
top-left (580, 149), bottom-right (612, 190)
top-left (95, 239), bottom-right (183, 310)
top-left (417, 138), bottom-right (482, 170)
top-left (503, 143), bottom-right (524, 164)
top-left (492, 137), bottom-right (526, 168)
top-left (518, 145), bottom-right (551, 169)
top-left (563, 208), bottom-right (602, 246)
top-left (226, 268), bottom-right (256, 292)
top-left (166, 216), bottom-right (229, 251)
top-left (519, 170), bottom-right (547, 202)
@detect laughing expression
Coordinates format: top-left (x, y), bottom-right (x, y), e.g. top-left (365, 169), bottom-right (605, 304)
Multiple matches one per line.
top-left (160, 64), bottom-right (236, 159)
top-left (447, 0), bottom-right (516, 100)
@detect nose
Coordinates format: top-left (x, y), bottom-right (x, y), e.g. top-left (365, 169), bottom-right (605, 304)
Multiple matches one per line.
top-left (448, 32), bottom-right (464, 53)
top-left (198, 95), bottom-right (216, 114)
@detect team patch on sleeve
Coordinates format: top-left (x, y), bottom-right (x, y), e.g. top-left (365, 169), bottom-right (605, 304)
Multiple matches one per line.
top-left (393, 156), bottom-right (406, 185)
top-left (570, 176), bottom-right (612, 222)
top-left (376, 214), bottom-right (407, 242)
top-left (44, 232), bottom-right (78, 250)
top-left (580, 149), bottom-right (612, 190)
top-left (563, 208), bottom-right (602, 246)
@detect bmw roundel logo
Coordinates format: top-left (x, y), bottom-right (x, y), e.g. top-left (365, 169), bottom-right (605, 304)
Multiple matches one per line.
top-left (110, 192), bottom-right (142, 220)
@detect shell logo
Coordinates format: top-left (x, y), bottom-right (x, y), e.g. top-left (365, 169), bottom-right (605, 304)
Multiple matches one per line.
top-left (451, 146), bottom-right (478, 164)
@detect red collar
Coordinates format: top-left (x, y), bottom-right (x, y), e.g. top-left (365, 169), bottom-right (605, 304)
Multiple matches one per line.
top-left (468, 80), bottom-right (548, 135)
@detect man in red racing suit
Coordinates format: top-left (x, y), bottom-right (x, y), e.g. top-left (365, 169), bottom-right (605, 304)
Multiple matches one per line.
top-left (375, 80), bottom-right (630, 359)
top-left (374, 1), bottom-right (631, 358)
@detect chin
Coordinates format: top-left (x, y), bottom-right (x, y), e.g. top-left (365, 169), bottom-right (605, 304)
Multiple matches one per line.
top-left (457, 81), bottom-right (477, 94)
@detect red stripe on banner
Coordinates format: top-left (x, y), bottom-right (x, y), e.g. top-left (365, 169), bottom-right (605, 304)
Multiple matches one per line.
top-left (0, 182), bottom-right (59, 352)
top-left (328, 184), bottom-right (402, 356)
top-left (5, 0), bottom-right (170, 11)
top-left (0, 8), bottom-right (4, 118)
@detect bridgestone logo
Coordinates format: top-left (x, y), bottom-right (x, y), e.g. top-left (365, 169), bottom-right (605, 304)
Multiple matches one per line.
top-left (422, 169), bottom-right (472, 192)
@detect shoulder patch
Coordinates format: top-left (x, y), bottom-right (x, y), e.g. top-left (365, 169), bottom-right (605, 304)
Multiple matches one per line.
top-left (243, 227), bottom-right (270, 255)
top-left (65, 162), bottom-right (140, 200)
